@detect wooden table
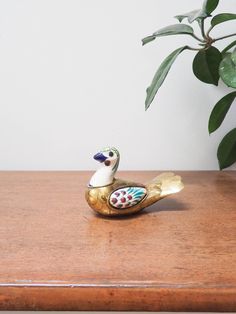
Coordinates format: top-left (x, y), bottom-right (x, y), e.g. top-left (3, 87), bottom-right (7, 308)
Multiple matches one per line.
top-left (0, 171), bottom-right (236, 311)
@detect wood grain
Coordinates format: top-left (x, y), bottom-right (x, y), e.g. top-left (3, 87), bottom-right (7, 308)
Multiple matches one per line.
top-left (0, 171), bottom-right (236, 311)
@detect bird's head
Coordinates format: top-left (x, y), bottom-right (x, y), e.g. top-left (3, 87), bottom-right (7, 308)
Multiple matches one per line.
top-left (93, 147), bottom-right (120, 172)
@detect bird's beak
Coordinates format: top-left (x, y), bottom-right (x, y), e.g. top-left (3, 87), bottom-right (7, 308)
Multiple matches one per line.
top-left (93, 152), bottom-right (107, 163)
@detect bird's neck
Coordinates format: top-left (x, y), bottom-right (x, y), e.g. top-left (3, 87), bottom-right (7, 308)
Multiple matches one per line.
top-left (89, 166), bottom-right (116, 187)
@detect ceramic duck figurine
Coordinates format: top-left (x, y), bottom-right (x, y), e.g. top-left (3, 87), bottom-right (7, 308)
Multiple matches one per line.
top-left (85, 147), bottom-right (184, 216)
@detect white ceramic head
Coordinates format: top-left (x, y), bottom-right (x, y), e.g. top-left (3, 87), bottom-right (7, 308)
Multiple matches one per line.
top-left (89, 147), bottom-right (120, 187)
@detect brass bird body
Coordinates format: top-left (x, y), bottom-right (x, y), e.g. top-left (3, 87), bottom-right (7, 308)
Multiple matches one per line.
top-left (85, 147), bottom-right (184, 217)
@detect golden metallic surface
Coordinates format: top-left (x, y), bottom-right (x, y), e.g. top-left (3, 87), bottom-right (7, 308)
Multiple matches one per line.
top-left (85, 172), bottom-right (184, 217)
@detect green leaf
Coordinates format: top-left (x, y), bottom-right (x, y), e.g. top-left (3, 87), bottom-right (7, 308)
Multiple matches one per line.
top-left (145, 46), bottom-right (188, 110)
top-left (208, 92), bottom-right (236, 134)
top-left (175, 0), bottom-right (218, 23)
top-left (175, 10), bottom-right (196, 23)
top-left (203, 0), bottom-right (219, 14)
top-left (217, 128), bottom-right (236, 170)
top-left (219, 53), bottom-right (236, 88)
top-left (189, 9), bottom-right (208, 23)
top-left (142, 35), bottom-right (156, 46)
top-left (192, 46), bottom-right (222, 85)
top-left (177, 0), bottom-right (219, 24)
top-left (153, 24), bottom-right (194, 37)
top-left (222, 40), bottom-right (236, 56)
top-left (231, 48), bottom-right (236, 65)
top-left (211, 13), bottom-right (236, 27)
top-left (142, 24), bottom-right (194, 46)
top-left (175, 9), bottom-right (208, 23)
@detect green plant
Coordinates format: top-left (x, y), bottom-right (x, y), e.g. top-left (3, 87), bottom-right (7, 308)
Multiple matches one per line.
top-left (143, 0), bottom-right (236, 170)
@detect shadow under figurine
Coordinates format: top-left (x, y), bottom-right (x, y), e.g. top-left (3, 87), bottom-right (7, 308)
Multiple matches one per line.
top-left (85, 147), bottom-right (184, 217)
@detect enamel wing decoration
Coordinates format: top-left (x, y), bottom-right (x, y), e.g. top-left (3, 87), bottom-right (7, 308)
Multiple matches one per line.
top-left (85, 147), bottom-right (184, 217)
top-left (109, 187), bottom-right (147, 209)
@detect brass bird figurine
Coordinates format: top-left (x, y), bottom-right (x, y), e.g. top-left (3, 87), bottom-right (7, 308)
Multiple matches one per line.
top-left (85, 147), bottom-right (184, 217)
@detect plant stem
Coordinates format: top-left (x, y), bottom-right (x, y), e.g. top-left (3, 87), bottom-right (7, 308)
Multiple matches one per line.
top-left (186, 46), bottom-right (202, 51)
top-left (200, 20), bottom-right (207, 39)
top-left (214, 33), bottom-right (236, 42)
top-left (221, 40), bottom-right (236, 55)
top-left (191, 33), bottom-right (205, 43)
top-left (206, 26), bottom-right (213, 38)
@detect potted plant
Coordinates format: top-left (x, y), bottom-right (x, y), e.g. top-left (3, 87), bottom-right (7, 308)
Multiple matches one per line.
top-left (143, 0), bottom-right (236, 170)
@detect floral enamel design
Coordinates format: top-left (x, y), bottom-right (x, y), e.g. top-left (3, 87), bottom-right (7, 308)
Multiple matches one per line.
top-left (109, 187), bottom-right (147, 209)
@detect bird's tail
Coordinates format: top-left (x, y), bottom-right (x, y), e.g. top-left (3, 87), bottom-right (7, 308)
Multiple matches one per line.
top-left (148, 172), bottom-right (184, 198)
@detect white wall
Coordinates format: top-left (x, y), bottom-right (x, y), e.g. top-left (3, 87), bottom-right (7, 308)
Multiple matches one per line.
top-left (0, 0), bottom-right (235, 170)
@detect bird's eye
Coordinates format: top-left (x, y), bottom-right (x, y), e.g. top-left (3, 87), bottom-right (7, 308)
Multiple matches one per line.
top-left (109, 151), bottom-right (114, 157)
